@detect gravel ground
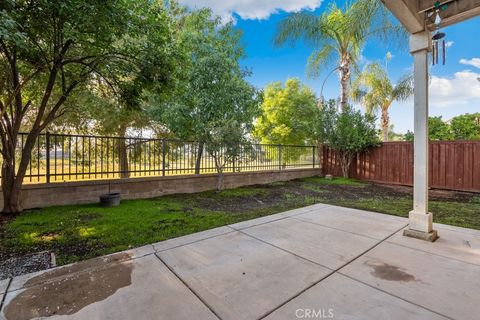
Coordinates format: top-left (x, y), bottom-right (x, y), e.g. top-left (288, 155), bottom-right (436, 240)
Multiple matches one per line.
top-left (0, 251), bottom-right (53, 280)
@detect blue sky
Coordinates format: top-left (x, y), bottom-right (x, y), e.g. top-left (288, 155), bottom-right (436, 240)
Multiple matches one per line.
top-left (180, 0), bottom-right (480, 133)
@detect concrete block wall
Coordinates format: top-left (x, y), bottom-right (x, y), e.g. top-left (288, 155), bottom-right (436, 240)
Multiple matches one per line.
top-left (0, 169), bottom-right (321, 209)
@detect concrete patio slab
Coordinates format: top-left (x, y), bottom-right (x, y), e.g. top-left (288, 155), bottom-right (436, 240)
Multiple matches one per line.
top-left (294, 206), bottom-right (408, 240)
top-left (242, 217), bottom-right (379, 269)
top-left (0, 279), bottom-right (9, 296)
top-left (388, 226), bottom-right (480, 266)
top-left (121, 244), bottom-right (155, 259)
top-left (152, 226), bottom-right (233, 252)
top-left (158, 231), bottom-right (330, 320)
top-left (264, 273), bottom-right (448, 320)
top-left (228, 213), bottom-right (290, 230)
top-left (1, 254), bottom-right (217, 320)
top-left (1, 204), bottom-right (479, 320)
top-left (434, 222), bottom-right (480, 237)
top-left (310, 205), bottom-right (407, 222)
top-left (228, 204), bottom-right (328, 230)
top-left (339, 241), bottom-right (480, 320)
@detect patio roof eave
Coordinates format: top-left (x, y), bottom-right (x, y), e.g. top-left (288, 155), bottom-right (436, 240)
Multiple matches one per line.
top-left (382, 0), bottom-right (480, 33)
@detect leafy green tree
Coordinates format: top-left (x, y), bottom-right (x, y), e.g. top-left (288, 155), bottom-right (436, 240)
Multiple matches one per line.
top-left (450, 113), bottom-right (480, 140)
top-left (49, 2), bottom-right (186, 177)
top-left (152, 9), bottom-right (259, 176)
top-left (253, 78), bottom-right (318, 161)
top-left (88, 1), bottom-right (185, 177)
top-left (205, 119), bottom-right (255, 192)
top-left (352, 63), bottom-right (413, 142)
top-left (311, 99), bottom-right (337, 169)
top-left (275, 0), bottom-right (401, 110)
top-left (405, 117), bottom-right (457, 141)
top-left (386, 125), bottom-right (405, 141)
top-left (0, 0), bottom-right (140, 213)
top-left (428, 116), bottom-right (454, 141)
top-left (404, 130), bottom-right (414, 141)
top-left (324, 105), bottom-right (379, 177)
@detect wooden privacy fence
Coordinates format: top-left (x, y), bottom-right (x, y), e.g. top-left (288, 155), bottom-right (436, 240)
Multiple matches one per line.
top-left (322, 141), bottom-right (480, 193)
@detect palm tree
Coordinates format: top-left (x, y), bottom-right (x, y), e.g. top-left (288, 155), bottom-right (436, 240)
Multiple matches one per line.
top-left (275, 0), bottom-right (402, 111)
top-left (352, 63), bottom-right (413, 142)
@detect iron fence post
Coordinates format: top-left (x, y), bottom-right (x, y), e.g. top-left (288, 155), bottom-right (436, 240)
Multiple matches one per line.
top-left (46, 131), bottom-right (51, 183)
top-left (278, 145), bottom-right (282, 171)
top-left (162, 139), bottom-right (166, 176)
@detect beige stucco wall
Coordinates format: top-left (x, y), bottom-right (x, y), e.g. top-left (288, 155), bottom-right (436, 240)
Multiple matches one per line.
top-left (1, 169), bottom-right (320, 209)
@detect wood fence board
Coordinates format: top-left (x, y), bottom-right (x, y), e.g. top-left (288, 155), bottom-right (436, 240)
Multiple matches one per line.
top-left (473, 144), bottom-right (480, 190)
top-left (323, 141), bottom-right (480, 193)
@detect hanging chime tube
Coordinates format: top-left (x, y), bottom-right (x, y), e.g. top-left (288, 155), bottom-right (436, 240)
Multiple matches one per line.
top-left (432, 43), bottom-right (436, 65)
top-left (442, 40), bottom-right (446, 65)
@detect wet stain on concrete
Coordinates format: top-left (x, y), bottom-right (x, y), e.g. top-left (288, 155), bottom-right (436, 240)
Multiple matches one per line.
top-left (366, 261), bottom-right (416, 282)
top-left (3, 253), bottom-right (133, 320)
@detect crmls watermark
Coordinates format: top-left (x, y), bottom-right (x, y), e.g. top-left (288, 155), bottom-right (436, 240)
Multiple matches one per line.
top-left (295, 308), bottom-right (334, 319)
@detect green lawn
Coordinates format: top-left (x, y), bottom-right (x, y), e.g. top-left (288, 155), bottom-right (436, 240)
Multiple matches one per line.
top-left (1, 176), bottom-right (479, 267)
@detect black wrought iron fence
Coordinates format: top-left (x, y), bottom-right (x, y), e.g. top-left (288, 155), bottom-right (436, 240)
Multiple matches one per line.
top-left (4, 132), bottom-right (317, 184)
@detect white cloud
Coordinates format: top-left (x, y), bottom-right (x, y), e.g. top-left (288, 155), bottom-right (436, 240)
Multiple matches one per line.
top-left (179, 0), bottom-right (323, 23)
top-left (429, 70), bottom-right (480, 108)
top-left (459, 58), bottom-right (480, 69)
top-left (445, 41), bottom-right (454, 48)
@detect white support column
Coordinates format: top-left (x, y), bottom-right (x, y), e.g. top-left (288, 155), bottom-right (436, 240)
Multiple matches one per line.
top-left (404, 31), bottom-right (438, 242)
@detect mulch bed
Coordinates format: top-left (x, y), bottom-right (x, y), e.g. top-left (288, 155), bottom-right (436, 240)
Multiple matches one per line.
top-left (190, 180), bottom-right (478, 213)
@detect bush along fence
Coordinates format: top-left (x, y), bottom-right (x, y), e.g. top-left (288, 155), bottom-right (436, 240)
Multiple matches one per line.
top-left (322, 141), bottom-right (480, 193)
top-left (5, 132), bottom-right (318, 184)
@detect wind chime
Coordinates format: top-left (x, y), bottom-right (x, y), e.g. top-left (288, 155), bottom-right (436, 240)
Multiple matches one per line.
top-left (430, 1), bottom-right (449, 65)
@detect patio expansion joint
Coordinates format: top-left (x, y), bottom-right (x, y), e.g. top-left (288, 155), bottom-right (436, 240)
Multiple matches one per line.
top-left (0, 277), bottom-right (12, 313)
top-left (384, 239), bottom-right (480, 267)
top-left (227, 216), bottom-right (291, 231)
top-left (224, 204), bottom-right (332, 232)
top-left (154, 229), bottom-right (237, 254)
top-left (257, 223), bottom-right (409, 320)
top-left (336, 272), bottom-right (454, 320)
top-left (290, 216), bottom-right (389, 241)
top-left (307, 204), bottom-right (409, 221)
top-left (226, 207), bottom-right (323, 231)
top-left (226, 225), bottom-right (335, 271)
top-left (153, 252), bottom-right (223, 320)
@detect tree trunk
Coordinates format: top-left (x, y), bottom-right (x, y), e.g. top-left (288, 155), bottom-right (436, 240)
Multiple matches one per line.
top-left (195, 142), bottom-right (204, 175)
top-left (0, 39), bottom-right (79, 215)
top-left (339, 152), bottom-right (353, 178)
top-left (1, 158), bottom-right (21, 214)
top-left (211, 153), bottom-right (224, 192)
top-left (381, 108), bottom-right (390, 142)
top-left (216, 168), bottom-right (224, 192)
top-left (1, 131), bottom-right (38, 214)
top-left (339, 57), bottom-right (351, 112)
top-left (118, 125), bottom-right (130, 178)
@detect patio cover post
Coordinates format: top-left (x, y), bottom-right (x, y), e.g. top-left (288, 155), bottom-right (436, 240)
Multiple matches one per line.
top-left (404, 31), bottom-right (438, 242)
